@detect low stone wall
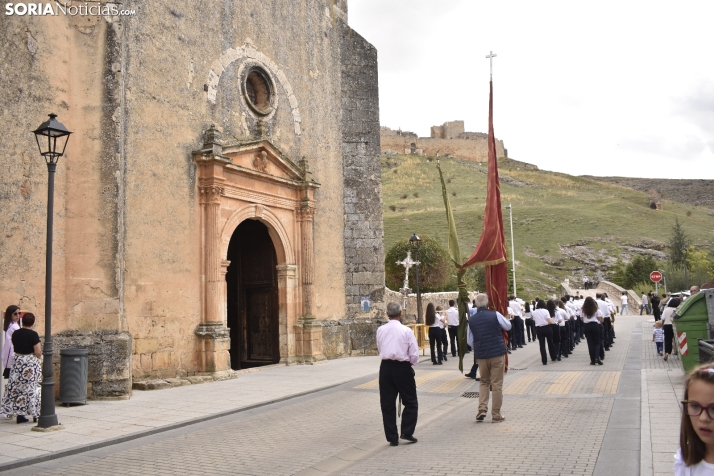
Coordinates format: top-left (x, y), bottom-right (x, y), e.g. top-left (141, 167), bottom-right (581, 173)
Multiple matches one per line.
top-left (53, 331), bottom-right (132, 400)
top-left (320, 288), bottom-right (479, 359)
top-left (384, 288), bottom-right (478, 322)
top-left (321, 318), bottom-right (386, 358)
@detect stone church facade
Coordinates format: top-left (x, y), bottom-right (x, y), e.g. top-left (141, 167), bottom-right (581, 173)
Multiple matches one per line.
top-left (0, 0), bottom-right (384, 398)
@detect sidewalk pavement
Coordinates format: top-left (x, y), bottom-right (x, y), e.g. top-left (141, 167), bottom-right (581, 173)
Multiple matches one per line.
top-left (0, 355), bottom-right (387, 470)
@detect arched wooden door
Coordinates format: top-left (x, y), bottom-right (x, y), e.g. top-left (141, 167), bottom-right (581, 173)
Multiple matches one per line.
top-left (226, 219), bottom-right (279, 369)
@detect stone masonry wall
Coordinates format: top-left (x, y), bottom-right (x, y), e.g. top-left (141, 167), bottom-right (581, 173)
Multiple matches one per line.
top-left (380, 134), bottom-right (505, 162)
top-left (340, 24), bottom-right (385, 322)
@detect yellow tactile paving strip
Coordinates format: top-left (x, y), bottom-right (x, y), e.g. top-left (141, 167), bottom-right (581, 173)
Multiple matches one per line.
top-left (504, 372), bottom-right (545, 395)
top-left (429, 374), bottom-right (475, 394)
top-left (355, 369), bottom-right (622, 395)
top-left (546, 372), bottom-right (583, 394)
top-left (354, 370), bottom-right (452, 390)
top-left (593, 371), bottom-right (621, 394)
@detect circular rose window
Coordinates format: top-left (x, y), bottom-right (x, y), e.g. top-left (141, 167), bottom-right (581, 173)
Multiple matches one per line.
top-left (242, 67), bottom-right (275, 116)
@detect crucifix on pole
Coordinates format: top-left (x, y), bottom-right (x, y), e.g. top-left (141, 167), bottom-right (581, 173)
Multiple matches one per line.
top-left (485, 50), bottom-right (497, 79)
top-left (396, 250), bottom-right (419, 315)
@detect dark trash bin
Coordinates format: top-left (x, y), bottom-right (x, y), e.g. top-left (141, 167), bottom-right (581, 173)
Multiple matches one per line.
top-left (699, 340), bottom-right (714, 365)
top-left (59, 348), bottom-right (88, 405)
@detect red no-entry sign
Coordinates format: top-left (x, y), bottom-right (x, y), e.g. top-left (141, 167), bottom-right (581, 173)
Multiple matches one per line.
top-left (650, 271), bottom-right (663, 283)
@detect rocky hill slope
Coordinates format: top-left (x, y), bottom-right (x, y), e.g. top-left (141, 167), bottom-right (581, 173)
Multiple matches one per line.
top-left (581, 176), bottom-right (714, 210)
top-left (382, 154), bottom-right (714, 298)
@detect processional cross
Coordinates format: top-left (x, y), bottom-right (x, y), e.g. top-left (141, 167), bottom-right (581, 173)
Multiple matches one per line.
top-left (485, 50), bottom-right (497, 79)
top-left (396, 251), bottom-right (420, 310)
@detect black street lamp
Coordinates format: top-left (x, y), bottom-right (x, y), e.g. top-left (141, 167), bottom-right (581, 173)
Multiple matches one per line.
top-left (409, 233), bottom-right (422, 323)
top-left (682, 245), bottom-right (689, 290)
top-left (33, 113), bottom-right (71, 429)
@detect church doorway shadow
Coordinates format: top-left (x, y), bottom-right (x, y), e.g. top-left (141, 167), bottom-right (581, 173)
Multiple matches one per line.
top-left (226, 219), bottom-right (280, 370)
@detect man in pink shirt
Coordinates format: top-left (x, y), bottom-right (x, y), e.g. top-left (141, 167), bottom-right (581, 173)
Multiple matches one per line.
top-left (376, 302), bottom-right (420, 446)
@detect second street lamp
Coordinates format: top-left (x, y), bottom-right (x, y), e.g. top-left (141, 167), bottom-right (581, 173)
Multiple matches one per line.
top-left (33, 113), bottom-right (71, 430)
top-left (409, 233), bottom-right (423, 323)
top-left (682, 245), bottom-right (689, 290)
top-left (505, 204), bottom-right (516, 297)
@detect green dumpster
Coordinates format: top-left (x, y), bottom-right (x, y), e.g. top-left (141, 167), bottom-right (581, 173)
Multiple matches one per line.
top-left (673, 290), bottom-right (714, 374)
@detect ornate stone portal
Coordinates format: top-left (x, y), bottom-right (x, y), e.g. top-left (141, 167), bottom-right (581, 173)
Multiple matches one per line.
top-left (192, 126), bottom-right (324, 371)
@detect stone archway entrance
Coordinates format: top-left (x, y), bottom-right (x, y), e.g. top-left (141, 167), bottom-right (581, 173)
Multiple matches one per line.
top-left (226, 220), bottom-right (279, 369)
top-left (191, 126), bottom-right (327, 374)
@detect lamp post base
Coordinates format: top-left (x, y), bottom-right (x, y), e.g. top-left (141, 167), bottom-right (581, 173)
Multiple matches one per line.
top-left (32, 422), bottom-right (64, 433)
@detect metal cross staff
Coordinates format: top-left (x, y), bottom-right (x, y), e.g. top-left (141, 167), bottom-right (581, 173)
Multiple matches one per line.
top-left (486, 50), bottom-right (497, 79)
top-left (396, 251), bottom-right (419, 292)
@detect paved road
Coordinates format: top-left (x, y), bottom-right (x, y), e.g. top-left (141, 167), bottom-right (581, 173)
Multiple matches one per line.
top-left (2, 315), bottom-right (684, 475)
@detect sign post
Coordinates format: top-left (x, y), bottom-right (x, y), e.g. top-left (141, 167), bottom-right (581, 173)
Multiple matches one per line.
top-left (650, 270), bottom-right (663, 295)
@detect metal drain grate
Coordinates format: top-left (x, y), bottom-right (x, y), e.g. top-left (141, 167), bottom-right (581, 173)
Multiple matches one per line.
top-left (461, 391), bottom-right (479, 398)
top-left (509, 368), bottom-right (526, 371)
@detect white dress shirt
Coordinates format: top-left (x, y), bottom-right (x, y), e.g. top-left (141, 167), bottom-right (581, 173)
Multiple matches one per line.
top-left (508, 300), bottom-right (522, 318)
top-left (377, 320), bottom-right (419, 365)
top-left (597, 299), bottom-right (611, 320)
top-left (556, 309), bottom-right (568, 327)
top-left (532, 308), bottom-right (551, 327)
top-left (446, 306), bottom-right (460, 326)
top-left (582, 309), bottom-right (603, 324)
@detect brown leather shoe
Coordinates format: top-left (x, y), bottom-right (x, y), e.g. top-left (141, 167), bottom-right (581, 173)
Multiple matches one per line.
top-left (492, 415), bottom-right (506, 423)
top-left (476, 412), bottom-right (487, 422)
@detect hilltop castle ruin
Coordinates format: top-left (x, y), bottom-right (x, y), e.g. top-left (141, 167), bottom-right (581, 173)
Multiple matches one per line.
top-left (381, 121), bottom-right (506, 162)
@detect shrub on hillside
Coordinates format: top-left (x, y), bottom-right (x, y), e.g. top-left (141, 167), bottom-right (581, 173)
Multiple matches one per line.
top-left (385, 237), bottom-right (451, 292)
top-left (611, 254), bottom-right (658, 290)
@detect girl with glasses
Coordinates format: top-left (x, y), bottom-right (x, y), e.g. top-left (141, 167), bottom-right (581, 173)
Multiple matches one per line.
top-left (676, 363), bottom-right (714, 474)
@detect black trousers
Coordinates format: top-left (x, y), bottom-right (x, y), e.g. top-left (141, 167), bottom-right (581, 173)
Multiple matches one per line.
top-left (429, 327), bottom-right (443, 363)
top-left (560, 325), bottom-right (570, 356)
top-left (550, 324), bottom-right (561, 358)
top-left (513, 316), bottom-right (525, 345)
top-left (584, 322), bottom-right (601, 363)
top-left (448, 325), bottom-right (459, 357)
top-left (598, 324), bottom-right (605, 360)
top-left (603, 317), bottom-right (612, 348)
top-left (440, 328), bottom-right (449, 357)
top-left (525, 318), bottom-right (536, 341)
top-left (379, 360), bottom-right (418, 443)
top-left (536, 325), bottom-right (556, 364)
top-left (467, 350), bottom-right (479, 377)
top-left (664, 324), bottom-right (674, 355)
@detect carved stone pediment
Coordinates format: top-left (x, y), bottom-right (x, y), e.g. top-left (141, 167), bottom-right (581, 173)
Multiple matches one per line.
top-left (222, 139), bottom-right (311, 185)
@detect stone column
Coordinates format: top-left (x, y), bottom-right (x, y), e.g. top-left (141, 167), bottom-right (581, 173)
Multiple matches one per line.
top-left (277, 264), bottom-right (298, 363)
top-left (296, 201), bottom-right (325, 363)
top-left (195, 185), bottom-right (231, 374)
top-left (220, 260), bottom-right (231, 327)
top-left (202, 185), bottom-right (224, 324)
top-left (298, 203), bottom-right (316, 319)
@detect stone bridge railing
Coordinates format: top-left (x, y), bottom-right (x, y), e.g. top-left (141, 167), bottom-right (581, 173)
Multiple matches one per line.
top-left (598, 280), bottom-right (642, 315)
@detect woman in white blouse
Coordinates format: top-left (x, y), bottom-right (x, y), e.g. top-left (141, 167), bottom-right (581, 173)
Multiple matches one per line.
top-left (532, 300), bottom-right (556, 365)
top-left (546, 300), bottom-right (562, 361)
top-left (425, 303), bottom-right (445, 365)
top-left (581, 297), bottom-right (603, 365)
top-left (661, 298), bottom-right (680, 361)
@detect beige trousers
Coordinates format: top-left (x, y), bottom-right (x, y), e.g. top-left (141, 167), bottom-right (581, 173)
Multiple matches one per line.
top-left (477, 354), bottom-right (505, 418)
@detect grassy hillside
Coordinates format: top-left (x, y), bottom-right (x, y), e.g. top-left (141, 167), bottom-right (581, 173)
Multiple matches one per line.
top-left (382, 154), bottom-right (714, 297)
